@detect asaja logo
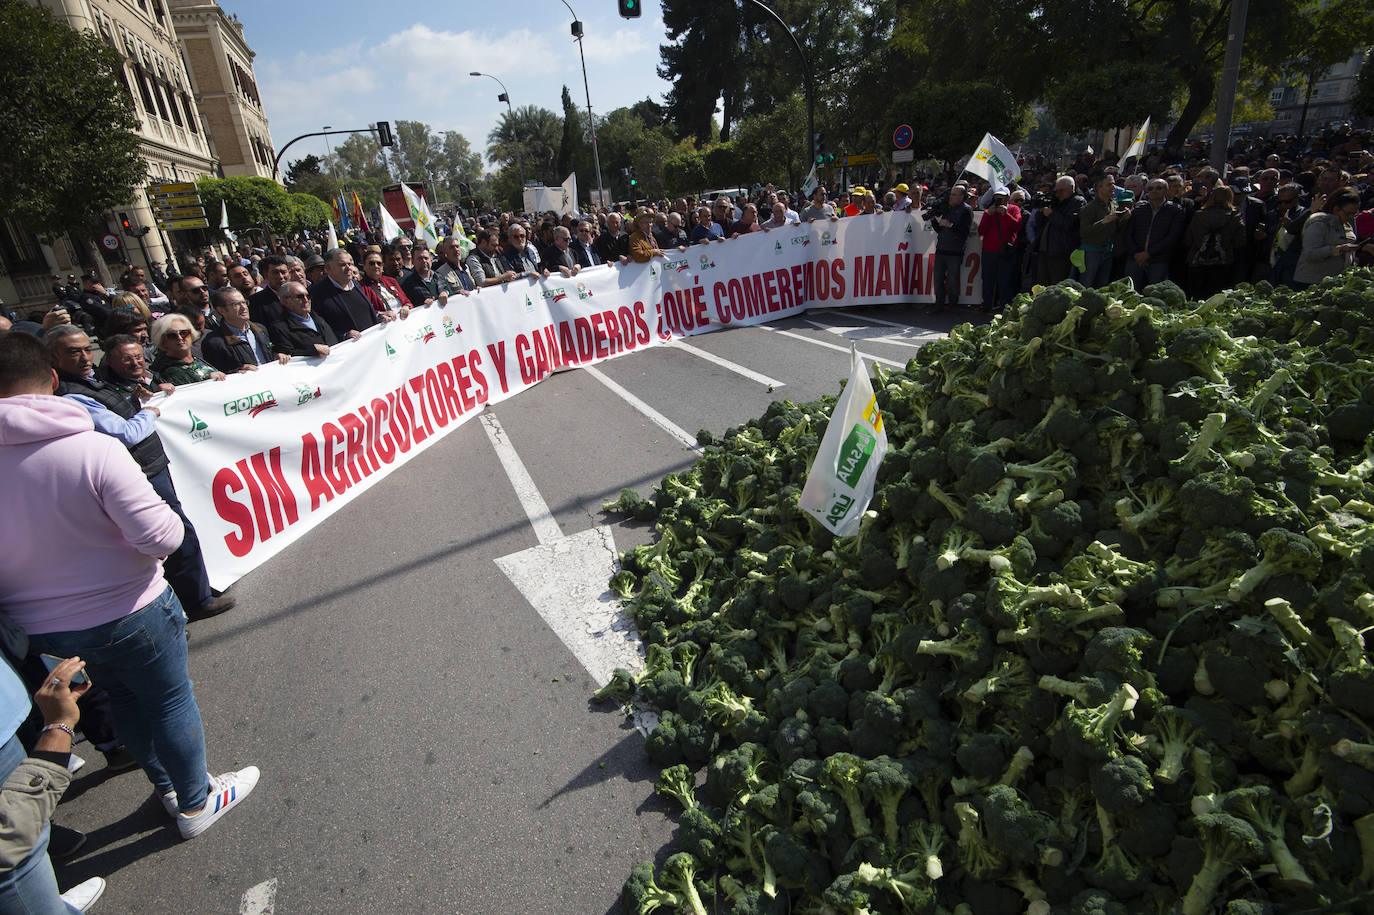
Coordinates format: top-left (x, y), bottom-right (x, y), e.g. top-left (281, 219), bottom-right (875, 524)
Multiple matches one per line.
top-left (836, 424), bottom-right (877, 488)
top-left (774, 241), bottom-right (783, 254)
top-left (294, 383), bottom-right (322, 406)
top-left (442, 315), bottom-right (457, 337)
top-left (576, 282), bottom-right (592, 300)
top-left (385, 341), bottom-right (398, 362)
top-left (524, 295), bottom-right (534, 313)
top-left (222, 391), bottom-right (277, 418)
top-left (649, 265), bottom-right (658, 276)
top-left (188, 410), bottom-right (211, 443)
top-left (904, 223), bottom-right (914, 235)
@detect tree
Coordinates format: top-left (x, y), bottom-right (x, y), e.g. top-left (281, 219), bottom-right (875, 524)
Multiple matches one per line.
top-left (391, 120), bottom-right (442, 185)
top-left (287, 193), bottom-right (334, 234)
top-left (1045, 61), bottom-right (1179, 133)
top-left (659, 0), bottom-right (744, 145)
top-left (436, 131), bottom-right (483, 201)
top-left (283, 155), bottom-right (342, 207)
top-left (197, 177), bottom-right (295, 234)
top-left (486, 105), bottom-right (561, 186)
top-left (557, 86), bottom-right (583, 181)
top-left (1281, 1), bottom-right (1374, 135)
top-left (330, 133), bottom-right (390, 184)
top-left (1355, 54), bottom-right (1374, 118)
top-left (892, 82), bottom-right (1029, 168)
top-left (0, 0), bottom-right (146, 238)
top-left (663, 149), bottom-right (708, 196)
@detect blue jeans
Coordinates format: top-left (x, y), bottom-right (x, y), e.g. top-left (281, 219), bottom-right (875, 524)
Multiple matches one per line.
top-left (148, 468), bottom-right (213, 612)
top-left (980, 250), bottom-right (1018, 310)
top-left (0, 737), bottom-right (78, 914)
top-left (1125, 258), bottom-right (1170, 289)
top-left (29, 588), bottom-right (209, 814)
top-left (1081, 250), bottom-right (1113, 288)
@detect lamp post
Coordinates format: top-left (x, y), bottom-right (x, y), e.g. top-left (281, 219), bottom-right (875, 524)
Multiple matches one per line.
top-left (470, 71), bottom-right (525, 191)
top-left (556, 0), bottom-right (607, 210)
top-left (322, 125), bottom-right (333, 163)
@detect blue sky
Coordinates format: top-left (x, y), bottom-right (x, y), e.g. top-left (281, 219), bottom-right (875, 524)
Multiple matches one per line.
top-left (227, 0), bottom-right (676, 172)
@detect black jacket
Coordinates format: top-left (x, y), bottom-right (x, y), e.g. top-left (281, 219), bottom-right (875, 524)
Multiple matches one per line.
top-left (1123, 201), bottom-right (1187, 259)
top-left (248, 287), bottom-right (286, 327)
top-left (54, 370), bottom-right (168, 479)
top-left (309, 279), bottom-right (379, 339)
top-left (934, 202), bottom-right (973, 256)
top-left (202, 321), bottom-right (274, 374)
top-left (1040, 194), bottom-right (1085, 256)
top-left (267, 313), bottom-right (339, 357)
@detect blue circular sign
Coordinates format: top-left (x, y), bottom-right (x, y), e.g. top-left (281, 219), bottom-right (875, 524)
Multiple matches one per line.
top-left (893, 124), bottom-right (913, 150)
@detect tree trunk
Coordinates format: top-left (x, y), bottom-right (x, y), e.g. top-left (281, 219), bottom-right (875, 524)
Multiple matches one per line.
top-left (1165, 73), bottom-right (1217, 155)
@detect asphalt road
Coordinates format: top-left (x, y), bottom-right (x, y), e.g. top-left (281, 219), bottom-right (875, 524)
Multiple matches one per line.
top-left (50, 303), bottom-right (979, 915)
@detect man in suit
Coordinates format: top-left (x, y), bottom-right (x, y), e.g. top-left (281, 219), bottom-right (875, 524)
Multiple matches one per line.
top-left (267, 281), bottom-right (355, 358)
top-left (541, 226), bottom-right (581, 277)
top-left (202, 288), bottom-right (289, 375)
top-left (570, 221), bottom-right (602, 268)
top-left (247, 255), bottom-right (291, 326)
top-left (309, 248), bottom-right (394, 339)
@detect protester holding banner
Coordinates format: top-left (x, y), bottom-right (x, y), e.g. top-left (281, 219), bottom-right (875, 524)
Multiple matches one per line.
top-left (149, 314), bottom-right (225, 385)
top-left (310, 249), bottom-right (391, 338)
top-left (499, 225), bottom-right (547, 279)
top-left (203, 289), bottom-right (290, 375)
top-left (267, 282), bottom-right (347, 358)
top-left (626, 210), bottom-right (664, 264)
top-left (401, 247), bottom-right (450, 306)
top-left (358, 250), bottom-right (414, 316)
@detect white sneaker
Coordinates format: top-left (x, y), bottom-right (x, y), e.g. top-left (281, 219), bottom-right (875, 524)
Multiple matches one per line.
top-left (60, 876), bottom-right (105, 912)
top-left (66, 753), bottom-right (86, 775)
top-left (159, 771), bottom-right (213, 817)
top-left (177, 766), bottom-right (259, 839)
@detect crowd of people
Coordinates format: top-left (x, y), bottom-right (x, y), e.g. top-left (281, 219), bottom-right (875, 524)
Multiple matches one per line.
top-left (1, 125), bottom-right (1373, 910)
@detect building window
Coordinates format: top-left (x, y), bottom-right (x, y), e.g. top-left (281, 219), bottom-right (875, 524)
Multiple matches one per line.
top-left (1269, 87), bottom-right (1285, 105)
top-left (182, 95), bottom-right (198, 133)
top-left (166, 84), bottom-right (183, 127)
top-left (134, 65), bottom-right (157, 115)
top-left (0, 217), bottom-right (46, 275)
top-left (152, 81), bottom-right (170, 121)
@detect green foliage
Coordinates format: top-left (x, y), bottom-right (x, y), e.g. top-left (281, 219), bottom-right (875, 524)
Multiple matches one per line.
top-left (0, 0), bottom-right (146, 237)
top-left (1046, 61), bottom-right (1180, 134)
top-left (662, 149), bottom-right (708, 198)
top-left (197, 177), bottom-right (328, 234)
top-left (894, 82), bottom-right (1029, 165)
top-left (1356, 52), bottom-right (1374, 117)
top-left (485, 105), bottom-right (562, 186)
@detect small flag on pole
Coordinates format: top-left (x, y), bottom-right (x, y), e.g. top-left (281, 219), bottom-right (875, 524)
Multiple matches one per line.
top-left (1117, 117), bottom-right (1152, 171)
top-left (964, 133), bottom-right (1022, 186)
top-left (351, 191), bottom-right (371, 236)
top-left (798, 345), bottom-right (888, 536)
top-left (379, 204), bottom-right (404, 243)
top-left (219, 199), bottom-right (236, 246)
top-left (400, 183), bottom-right (440, 249)
top-left (326, 221), bottom-right (339, 251)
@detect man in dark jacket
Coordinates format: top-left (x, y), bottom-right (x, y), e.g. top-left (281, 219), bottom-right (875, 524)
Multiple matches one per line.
top-left (570, 221), bottom-right (603, 268)
top-left (309, 248), bottom-right (391, 339)
top-left (1037, 176), bottom-right (1085, 284)
top-left (45, 325), bottom-right (232, 621)
top-left (266, 281), bottom-right (350, 358)
top-left (540, 226), bottom-right (581, 277)
top-left (1123, 178), bottom-right (1187, 288)
top-left (931, 185), bottom-right (973, 310)
top-left (202, 289), bottom-right (286, 375)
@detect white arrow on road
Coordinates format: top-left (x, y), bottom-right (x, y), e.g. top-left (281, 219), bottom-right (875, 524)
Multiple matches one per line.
top-left (481, 411), bottom-right (644, 688)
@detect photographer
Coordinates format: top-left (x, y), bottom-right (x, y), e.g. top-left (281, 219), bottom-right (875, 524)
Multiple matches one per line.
top-left (1036, 176), bottom-right (1085, 284)
top-left (927, 185), bottom-right (973, 311)
top-left (976, 187), bottom-right (1022, 313)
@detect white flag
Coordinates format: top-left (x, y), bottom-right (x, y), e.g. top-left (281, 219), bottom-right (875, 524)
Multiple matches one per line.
top-left (378, 204), bottom-right (404, 243)
top-left (453, 232), bottom-right (472, 260)
top-left (219, 199), bottom-right (236, 246)
top-left (801, 165), bottom-right (819, 198)
top-left (560, 173), bottom-right (578, 215)
top-left (400, 183), bottom-right (440, 248)
top-left (799, 345), bottom-right (888, 536)
top-left (1117, 117), bottom-right (1152, 171)
top-left (326, 221), bottom-right (338, 251)
top-left (964, 133), bottom-right (1022, 186)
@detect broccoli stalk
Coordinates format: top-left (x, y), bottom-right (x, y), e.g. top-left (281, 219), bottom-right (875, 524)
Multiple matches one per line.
top-left (1332, 739), bottom-right (1374, 771)
top-left (927, 479), bottom-right (967, 521)
top-left (1115, 480), bottom-right (1175, 533)
top-left (1150, 707), bottom-right (1202, 785)
top-left (1221, 786), bottom-right (1314, 889)
top-left (963, 656), bottom-right (1033, 705)
top-left (1248, 366), bottom-right (1290, 414)
top-left (853, 862), bottom-right (937, 910)
top-left (1284, 743), bottom-right (1322, 797)
top-left (1170, 412), bottom-right (1228, 472)
top-left (954, 801), bottom-right (1003, 878)
top-left (1355, 812), bottom-right (1374, 885)
top-left (620, 861), bottom-right (682, 914)
top-left (593, 667), bottom-right (638, 704)
top-left (1264, 597), bottom-right (1315, 646)
top-left (997, 603), bottom-right (1123, 643)
top-left (654, 764), bottom-right (698, 811)
top-left (1061, 684), bottom-right (1139, 759)
top-left (936, 527), bottom-right (981, 570)
top-left (1227, 529), bottom-right (1323, 603)
top-left (861, 756), bottom-right (911, 847)
top-left (822, 753), bottom-right (874, 840)
top-left (658, 853), bottom-right (709, 915)
top-left (1180, 814), bottom-right (1264, 915)
top-left (916, 623), bottom-right (989, 664)
top-left (906, 819), bottom-right (946, 880)
top-left (999, 746), bottom-right (1036, 787)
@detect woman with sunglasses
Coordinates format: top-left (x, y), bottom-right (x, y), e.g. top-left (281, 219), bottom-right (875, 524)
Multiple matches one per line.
top-left (149, 313), bottom-right (226, 386)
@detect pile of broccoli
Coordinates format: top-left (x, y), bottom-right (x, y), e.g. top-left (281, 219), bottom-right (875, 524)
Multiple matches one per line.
top-left (602, 270), bottom-right (1374, 914)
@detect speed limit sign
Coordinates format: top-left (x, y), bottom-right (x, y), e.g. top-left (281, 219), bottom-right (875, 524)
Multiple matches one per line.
top-left (100, 233), bottom-right (120, 252)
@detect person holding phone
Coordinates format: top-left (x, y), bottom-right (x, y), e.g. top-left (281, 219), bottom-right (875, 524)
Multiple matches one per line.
top-left (0, 655), bottom-right (106, 911)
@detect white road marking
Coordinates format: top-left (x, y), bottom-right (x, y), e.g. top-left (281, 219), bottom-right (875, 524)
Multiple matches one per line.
top-left (239, 878), bottom-right (278, 915)
top-left (799, 318), bottom-right (929, 348)
top-left (582, 365), bottom-right (702, 451)
top-left (479, 412), bottom-right (563, 545)
top-left (756, 325), bottom-right (907, 368)
top-left (665, 338), bottom-right (785, 388)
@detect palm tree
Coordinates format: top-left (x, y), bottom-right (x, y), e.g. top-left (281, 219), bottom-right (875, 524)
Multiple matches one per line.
top-left (486, 106), bottom-right (562, 186)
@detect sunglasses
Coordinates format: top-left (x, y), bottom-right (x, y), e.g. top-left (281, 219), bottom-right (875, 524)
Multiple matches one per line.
top-left (172, 329), bottom-right (194, 339)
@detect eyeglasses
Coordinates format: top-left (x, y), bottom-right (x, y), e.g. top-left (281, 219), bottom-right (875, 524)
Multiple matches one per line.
top-left (172, 329), bottom-right (194, 339)
top-left (284, 293), bottom-right (309, 300)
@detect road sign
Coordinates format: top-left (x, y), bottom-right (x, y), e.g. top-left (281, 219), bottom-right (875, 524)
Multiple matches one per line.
top-left (838, 153), bottom-right (878, 167)
top-left (100, 233), bottom-right (120, 251)
top-left (147, 181), bottom-right (197, 195)
top-left (892, 149), bottom-right (916, 163)
top-left (158, 218), bottom-right (210, 231)
top-left (156, 207), bottom-right (206, 220)
top-left (151, 194), bottom-right (201, 206)
top-left (893, 124), bottom-right (913, 149)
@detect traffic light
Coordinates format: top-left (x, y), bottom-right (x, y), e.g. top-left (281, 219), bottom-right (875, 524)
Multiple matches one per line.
top-left (814, 131), bottom-right (825, 166)
top-left (118, 212), bottom-right (133, 234)
top-left (375, 120), bottom-right (394, 147)
top-left (618, 0), bottom-right (640, 18)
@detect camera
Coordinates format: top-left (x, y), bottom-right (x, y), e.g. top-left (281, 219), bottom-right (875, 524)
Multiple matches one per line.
top-left (920, 191), bottom-right (951, 225)
top-left (1029, 193), bottom-right (1055, 210)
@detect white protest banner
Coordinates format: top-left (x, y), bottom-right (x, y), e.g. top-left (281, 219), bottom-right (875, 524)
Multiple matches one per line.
top-left (964, 133), bottom-right (1022, 187)
top-left (798, 345), bottom-right (887, 535)
top-left (156, 213), bottom-right (982, 588)
top-left (1117, 117), bottom-right (1152, 171)
top-left (560, 173), bottom-right (578, 215)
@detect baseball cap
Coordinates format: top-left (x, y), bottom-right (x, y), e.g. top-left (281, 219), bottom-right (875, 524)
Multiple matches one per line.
top-left (895, 183), bottom-right (910, 193)
top-left (81, 271), bottom-right (101, 282)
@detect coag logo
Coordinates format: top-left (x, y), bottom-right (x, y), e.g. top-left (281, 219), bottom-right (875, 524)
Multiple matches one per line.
top-left (188, 410), bottom-right (211, 443)
top-left (403, 324), bottom-right (436, 344)
top-left (294, 383), bottom-right (322, 406)
top-left (791, 235), bottom-right (809, 246)
top-left (665, 259), bottom-right (688, 273)
top-left (222, 391), bottom-right (277, 418)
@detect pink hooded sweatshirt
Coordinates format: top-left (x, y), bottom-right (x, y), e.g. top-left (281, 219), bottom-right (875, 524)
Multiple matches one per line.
top-left (0, 395), bottom-right (183, 634)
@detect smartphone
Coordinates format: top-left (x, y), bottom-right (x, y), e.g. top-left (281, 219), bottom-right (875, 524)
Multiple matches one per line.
top-left (39, 654), bottom-right (91, 688)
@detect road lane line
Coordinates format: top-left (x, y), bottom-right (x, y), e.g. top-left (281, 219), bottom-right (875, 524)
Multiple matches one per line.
top-left (480, 412), bottom-right (563, 546)
top-left (755, 325), bottom-right (907, 368)
top-left (665, 339), bottom-right (785, 388)
top-left (811, 307), bottom-right (929, 331)
top-left (799, 317), bottom-right (929, 348)
top-left (582, 365), bottom-right (702, 451)
top-left (239, 878), bottom-right (278, 915)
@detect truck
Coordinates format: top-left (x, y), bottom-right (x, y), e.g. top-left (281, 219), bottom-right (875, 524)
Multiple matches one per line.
top-left (381, 182), bottom-right (429, 231)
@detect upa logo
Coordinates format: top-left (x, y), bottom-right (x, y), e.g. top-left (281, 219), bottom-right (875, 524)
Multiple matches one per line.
top-left (821, 231), bottom-right (835, 247)
top-left (188, 410), bottom-right (211, 443)
top-left (222, 390), bottom-right (277, 418)
top-left (698, 254), bottom-right (715, 270)
top-left (576, 282), bottom-right (592, 300)
top-left (825, 492), bottom-right (855, 527)
top-left (442, 315), bottom-right (458, 337)
top-left (294, 383), bottom-right (322, 406)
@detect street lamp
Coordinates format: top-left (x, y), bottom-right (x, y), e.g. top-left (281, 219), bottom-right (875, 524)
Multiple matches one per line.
top-left (556, 0), bottom-right (607, 211)
top-left (470, 71), bottom-right (525, 191)
top-left (322, 125), bottom-right (333, 163)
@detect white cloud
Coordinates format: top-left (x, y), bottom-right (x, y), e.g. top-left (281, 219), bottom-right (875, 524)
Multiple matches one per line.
top-left (581, 27), bottom-right (653, 63)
